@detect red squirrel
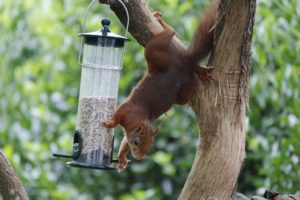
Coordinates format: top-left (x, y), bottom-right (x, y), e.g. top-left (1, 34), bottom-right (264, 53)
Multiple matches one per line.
top-left (103, 2), bottom-right (217, 170)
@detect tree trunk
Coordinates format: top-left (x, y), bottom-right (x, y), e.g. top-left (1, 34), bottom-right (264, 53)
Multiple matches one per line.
top-left (0, 152), bottom-right (29, 200)
top-left (101, 0), bottom-right (256, 199)
top-left (180, 0), bottom-right (256, 199)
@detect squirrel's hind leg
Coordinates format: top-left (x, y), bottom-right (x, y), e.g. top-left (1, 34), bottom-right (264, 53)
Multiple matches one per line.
top-left (144, 13), bottom-right (176, 72)
top-left (152, 12), bottom-right (173, 32)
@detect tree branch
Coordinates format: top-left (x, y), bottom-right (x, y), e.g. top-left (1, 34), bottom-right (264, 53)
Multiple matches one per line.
top-left (0, 152), bottom-right (29, 200)
top-left (99, 0), bottom-right (186, 47)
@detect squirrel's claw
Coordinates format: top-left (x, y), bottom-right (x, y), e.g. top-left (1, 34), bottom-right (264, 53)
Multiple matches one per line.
top-left (152, 11), bottom-right (162, 19)
top-left (117, 156), bottom-right (128, 172)
top-left (195, 65), bottom-right (214, 82)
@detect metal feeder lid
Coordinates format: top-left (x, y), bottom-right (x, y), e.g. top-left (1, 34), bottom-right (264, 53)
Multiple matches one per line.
top-left (78, 18), bottom-right (129, 42)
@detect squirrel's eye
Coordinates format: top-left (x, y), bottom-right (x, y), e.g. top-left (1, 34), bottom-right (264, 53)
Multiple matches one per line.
top-left (134, 138), bottom-right (140, 146)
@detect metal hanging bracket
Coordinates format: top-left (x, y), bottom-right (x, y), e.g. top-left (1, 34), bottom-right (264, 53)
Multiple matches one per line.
top-left (78, 0), bottom-right (130, 65)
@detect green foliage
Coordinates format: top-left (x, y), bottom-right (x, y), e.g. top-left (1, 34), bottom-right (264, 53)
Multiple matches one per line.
top-left (0, 0), bottom-right (299, 199)
top-left (239, 0), bottom-right (300, 195)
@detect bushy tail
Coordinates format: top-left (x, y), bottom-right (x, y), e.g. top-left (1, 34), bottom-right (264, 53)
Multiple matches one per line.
top-left (187, 1), bottom-right (218, 64)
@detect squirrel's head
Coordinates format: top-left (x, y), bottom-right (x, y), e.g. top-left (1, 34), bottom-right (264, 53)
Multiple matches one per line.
top-left (125, 120), bottom-right (159, 160)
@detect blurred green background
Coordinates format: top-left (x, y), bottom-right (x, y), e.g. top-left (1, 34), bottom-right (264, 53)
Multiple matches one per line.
top-left (0, 0), bottom-right (299, 199)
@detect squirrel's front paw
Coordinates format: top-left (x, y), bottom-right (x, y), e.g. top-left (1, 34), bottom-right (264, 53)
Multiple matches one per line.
top-left (101, 120), bottom-right (116, 128)
top-left (117, 156), bottom-right (128, 172)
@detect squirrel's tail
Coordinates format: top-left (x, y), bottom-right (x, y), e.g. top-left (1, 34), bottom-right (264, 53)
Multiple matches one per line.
top-left (187, 1), bottom-right (218, 64)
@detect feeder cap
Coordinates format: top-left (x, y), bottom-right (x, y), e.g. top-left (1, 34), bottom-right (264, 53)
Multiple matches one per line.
top-left (78, 18), bottom-right (129, 42)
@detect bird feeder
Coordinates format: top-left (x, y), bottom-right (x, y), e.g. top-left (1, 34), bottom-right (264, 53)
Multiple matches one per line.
top-left (53, 16), bottom-right (129, 170)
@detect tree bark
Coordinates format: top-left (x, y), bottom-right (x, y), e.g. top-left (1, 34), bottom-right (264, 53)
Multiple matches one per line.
top-left (181, 0), bottom-right (256, 199)
top-left (100, 0), bottom-right (256, 199)
top-left (0, 152), bottom-right (29, 200)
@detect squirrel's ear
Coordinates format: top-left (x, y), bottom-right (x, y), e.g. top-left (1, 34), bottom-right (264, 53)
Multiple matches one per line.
top-left (137, 120), bottom-right (150, 133)
top-left (135, 121), bottom-right (148, 133)
top-left (135, 125), bottom-right (143, 133)
top-left (152, 127), bottom-right (159, 136)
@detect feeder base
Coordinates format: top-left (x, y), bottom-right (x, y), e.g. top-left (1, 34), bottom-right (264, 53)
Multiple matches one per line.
top-left (66, 161), bottom-right (115, 170)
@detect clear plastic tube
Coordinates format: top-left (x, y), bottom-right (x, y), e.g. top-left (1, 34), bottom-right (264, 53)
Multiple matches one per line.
top-left (75, 41), bottom-right (124, 167)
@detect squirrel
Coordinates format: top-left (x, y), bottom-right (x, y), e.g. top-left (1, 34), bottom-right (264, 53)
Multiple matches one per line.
top-left (102, 2), bottom-right (217, 170)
